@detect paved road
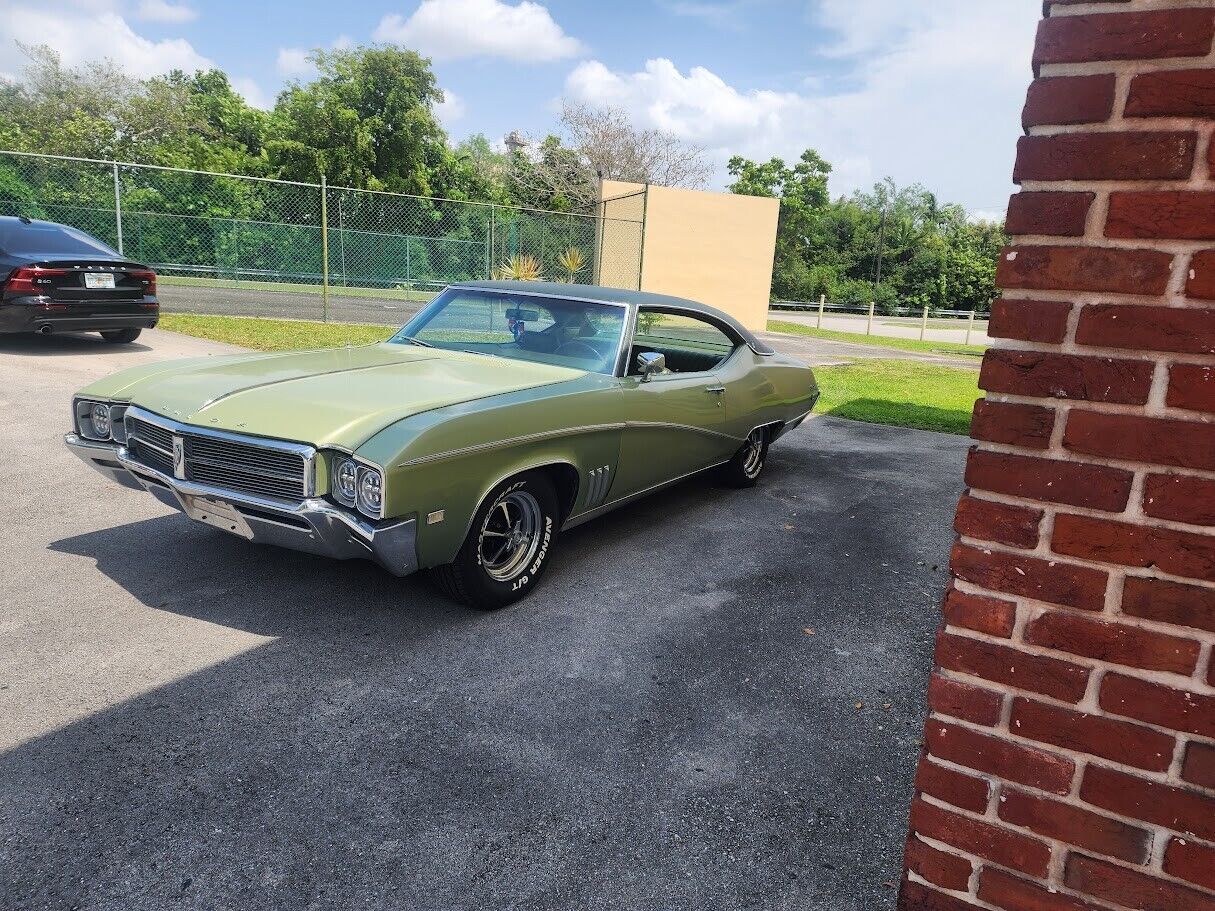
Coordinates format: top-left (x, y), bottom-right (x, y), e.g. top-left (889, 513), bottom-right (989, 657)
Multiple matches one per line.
top-left (0, 329), bottom-right (967, 911)
top-left (160, 282), bottom-right (427, 325)
top-left (160, 283), bottom-right (982, 369)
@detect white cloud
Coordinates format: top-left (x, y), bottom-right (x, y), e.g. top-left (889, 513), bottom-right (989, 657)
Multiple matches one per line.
top-left (374, 0), bottom-right (585, 62)
top-left (1, 5), bottom-right (212, 79)
top-left (135, 0), bottom-right (198, 24)
top-left (434, 88), bottom-right (465, 125)
top-left (231, 76), bottom-right (272, 110)
top-left (564, 0), bottom-right (1039, 214)
top-left (276, 47), bottom-right (312, 76)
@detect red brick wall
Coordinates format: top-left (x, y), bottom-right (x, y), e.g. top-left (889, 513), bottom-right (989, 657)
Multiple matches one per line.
top-left (898, 3), bottom-right (1215, 909)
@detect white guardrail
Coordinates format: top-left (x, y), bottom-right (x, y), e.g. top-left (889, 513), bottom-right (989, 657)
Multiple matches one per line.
top-left (770, 297), bottom-right (991, 345)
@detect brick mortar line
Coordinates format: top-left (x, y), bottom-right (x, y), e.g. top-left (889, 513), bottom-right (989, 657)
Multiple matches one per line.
top-left (967, 431), bottom-right (1215, 487)
top-left (923, 712), bottom-right (1213, 827)
top-left (1005, 232), bottom-right (1215, 251)
top-left (1049, 0), bottom-right (1215, 15)
top-left (914, 784), bottom-right (1215, 897)
top-left (996, 285), bottom-right (1215, 309)
top-left (983, 337), bottom-right (1215, 370)
top-left (937, 614), bottom-right (1215, 696)
top-left (961, 474), bottom-right (1215, 553)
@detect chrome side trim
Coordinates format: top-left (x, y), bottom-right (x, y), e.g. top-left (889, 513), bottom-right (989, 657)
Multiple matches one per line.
top-left (396, 423), bottom-right (626, 468)
top-left (562, 459), bottom-right (731, 531)
top-left (624, 420), bottom-right (746, 443)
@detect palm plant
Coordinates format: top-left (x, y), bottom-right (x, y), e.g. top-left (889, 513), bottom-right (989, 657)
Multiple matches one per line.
top-left (493, 254), bottom-right (544, 281)
top-left (556, 246), bottom-right (587, 283)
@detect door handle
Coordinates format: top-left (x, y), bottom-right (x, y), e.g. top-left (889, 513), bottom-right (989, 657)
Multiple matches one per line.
top-left (705, 385), bottom-right (726, 394)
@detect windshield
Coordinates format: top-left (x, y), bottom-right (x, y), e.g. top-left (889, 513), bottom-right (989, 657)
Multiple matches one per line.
top-left (391, 288), bottom-right (628, 375)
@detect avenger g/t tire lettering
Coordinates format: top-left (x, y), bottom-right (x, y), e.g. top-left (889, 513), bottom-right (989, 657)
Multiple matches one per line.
top-left (434, 470), bottom-right (560, 609)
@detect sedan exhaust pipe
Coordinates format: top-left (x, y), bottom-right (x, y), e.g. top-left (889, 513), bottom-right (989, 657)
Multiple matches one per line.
top-left (37, 324), bottom-right (53, 335)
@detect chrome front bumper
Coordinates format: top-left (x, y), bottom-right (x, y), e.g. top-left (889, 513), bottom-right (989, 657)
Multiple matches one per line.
top-left (64, 433), bottom-right (418, 577)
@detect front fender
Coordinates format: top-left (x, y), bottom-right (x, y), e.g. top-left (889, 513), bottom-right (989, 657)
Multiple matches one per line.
top-left (359, 377), bottom-right (626, 568)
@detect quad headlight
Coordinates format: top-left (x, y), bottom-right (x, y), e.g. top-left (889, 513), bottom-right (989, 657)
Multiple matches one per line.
top-left (334, 459), bottom-right (359, 506)
top-left (357, 466), bottom-right (383, 518)
top-left (90, 403), bottom-right (111, 439)
top-left (74, 399), bottom-right (126, 442)
top-left (332, 456), bottom-right (383, 519)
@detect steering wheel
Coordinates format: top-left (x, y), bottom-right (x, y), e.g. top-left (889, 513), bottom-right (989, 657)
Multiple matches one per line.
top-left (553, 340), bottom-right (599, 360)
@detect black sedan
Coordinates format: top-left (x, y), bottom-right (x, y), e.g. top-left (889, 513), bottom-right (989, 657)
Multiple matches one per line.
top-left (0, 216), bottom-right (158, 343)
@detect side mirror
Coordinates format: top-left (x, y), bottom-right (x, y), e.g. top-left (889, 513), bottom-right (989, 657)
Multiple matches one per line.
top-left (636, 351), bottom-right (666, 382)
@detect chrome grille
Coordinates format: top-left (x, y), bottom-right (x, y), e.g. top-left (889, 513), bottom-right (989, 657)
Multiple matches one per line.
top-left (127, 415), bottom-right (173, 453)
top-left (126, 416), bottom-right (174, 475)
top-left (123, 409), bottom-right (311, 503)
top-left (130, 438), bottom-right (173, 475)
top-left (184, 436), bottom-right (307, 501)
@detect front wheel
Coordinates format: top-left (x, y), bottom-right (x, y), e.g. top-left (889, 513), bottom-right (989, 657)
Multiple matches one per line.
top-left (433, 471), bottom-right (561, 609)
top-left (99, 328), bottom-right (142, 344)
top-left (720, 427), bottom-right (770, 488)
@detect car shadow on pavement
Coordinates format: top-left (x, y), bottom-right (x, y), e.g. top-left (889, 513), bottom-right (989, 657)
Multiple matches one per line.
top-left (11, 421), bottom-right (964, 911)
top-left (0, 332), bottom-right (152, 357)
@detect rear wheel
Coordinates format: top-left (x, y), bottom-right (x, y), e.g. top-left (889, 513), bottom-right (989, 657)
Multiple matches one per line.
top-left (433, 471), bottom-right (561, 609)
top-left (99, 328), bottom-right (142, 344)
top-left (720, 427), bottom-right (770, 488)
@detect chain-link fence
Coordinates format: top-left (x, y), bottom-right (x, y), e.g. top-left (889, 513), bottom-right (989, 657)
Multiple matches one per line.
top-left (0, 150), bottom-right (645, 323)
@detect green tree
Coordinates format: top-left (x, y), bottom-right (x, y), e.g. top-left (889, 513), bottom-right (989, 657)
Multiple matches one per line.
top-left (266, 45), bottom-right (447, 193)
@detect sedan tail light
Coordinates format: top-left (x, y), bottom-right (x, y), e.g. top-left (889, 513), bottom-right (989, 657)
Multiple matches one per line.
top-left (126, 268), bottom-right (157, 296)
top-left (5, 266), bottom-right (68, 295)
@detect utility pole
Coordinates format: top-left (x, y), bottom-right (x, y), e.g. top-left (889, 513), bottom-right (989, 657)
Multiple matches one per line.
top-left (873, 201), bottom-right (890, 291)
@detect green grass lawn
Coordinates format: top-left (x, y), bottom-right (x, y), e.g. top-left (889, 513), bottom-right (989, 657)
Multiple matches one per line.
top-left (158, 314), bottom-right (979, 434)
top-left (159, 274), bottom-right (437, 302)
top-left (768, 318), bottom-right (988, 358)
top-left (814, 360), bottom-right (980, 435)
top-left (159, 313), bottom-right (396, 350)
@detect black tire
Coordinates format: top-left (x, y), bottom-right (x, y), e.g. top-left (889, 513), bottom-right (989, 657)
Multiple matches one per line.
top-left (433, 471), bottom-right (561, 609)
top-left (100, 328), bottom-right (142, 344)
top-left (720, 427), bottom-right (770, 488)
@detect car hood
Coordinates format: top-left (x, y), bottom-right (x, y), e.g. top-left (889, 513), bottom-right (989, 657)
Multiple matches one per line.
top-left (86, 343), bottom-right (584, 449)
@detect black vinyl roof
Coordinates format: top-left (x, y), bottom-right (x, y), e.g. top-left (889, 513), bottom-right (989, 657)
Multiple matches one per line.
top-left (453, 280), bottom-right (774, 355)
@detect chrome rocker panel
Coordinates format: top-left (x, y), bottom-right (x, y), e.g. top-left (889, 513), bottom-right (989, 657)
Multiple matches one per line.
top-left (64, 432), bottom-right (418, 577)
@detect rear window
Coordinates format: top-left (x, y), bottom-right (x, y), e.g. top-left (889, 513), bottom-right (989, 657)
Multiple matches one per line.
top-left (0, 221), bottom-right (117, 257)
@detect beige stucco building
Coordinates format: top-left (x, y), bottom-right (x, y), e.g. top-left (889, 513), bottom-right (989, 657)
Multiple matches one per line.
top-left (597, 180), bottom-right (779, 332)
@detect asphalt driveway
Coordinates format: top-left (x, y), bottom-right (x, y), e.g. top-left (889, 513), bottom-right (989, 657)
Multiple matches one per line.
top-left (0, 330), bottom-right (967, 911)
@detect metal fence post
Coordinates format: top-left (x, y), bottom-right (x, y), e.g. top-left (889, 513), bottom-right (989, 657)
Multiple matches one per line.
top-left (817, 294), bottom-right (825, 329)
top-left (112, 163), bottom-right (124, 254)
top-left (637, 183), bottom-right (649, 291)
top-left (867, 301), bottom-right (875, 336)
top-left (488, 205), bottom-right (496, 278)
top-left (320, 175), bottom-right (330, 322)
top-left (966, 309), bottom-right (976, 346)
top-left (920, 305), bottom-right (929, 341)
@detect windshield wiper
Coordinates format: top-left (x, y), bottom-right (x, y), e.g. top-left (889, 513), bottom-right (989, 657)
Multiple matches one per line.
top-left (399, 335), bottom-right (434, 348)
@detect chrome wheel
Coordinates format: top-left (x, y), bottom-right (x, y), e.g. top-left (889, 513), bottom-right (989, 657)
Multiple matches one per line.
top-left (742, 429), bottom-right (765, 478)
top-left (478, 490), bottom-right (544, 582)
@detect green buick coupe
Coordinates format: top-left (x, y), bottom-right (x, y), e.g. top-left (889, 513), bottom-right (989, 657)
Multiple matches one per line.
top-left (65, 282), bottom-right (819, 608)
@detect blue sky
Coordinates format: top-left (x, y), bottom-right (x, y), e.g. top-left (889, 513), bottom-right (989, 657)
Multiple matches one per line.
top-left (0, 0), bottom-right (1042, 216)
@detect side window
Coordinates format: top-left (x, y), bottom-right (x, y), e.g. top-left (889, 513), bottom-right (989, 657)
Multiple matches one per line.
top-left (631, 310), bottom-right (737, 375)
